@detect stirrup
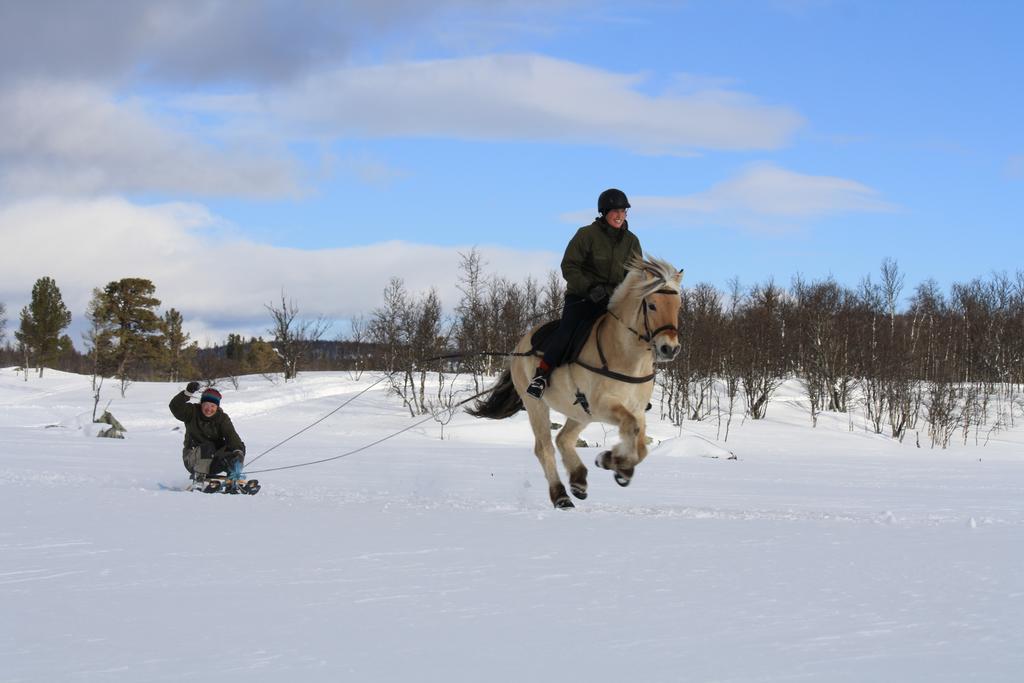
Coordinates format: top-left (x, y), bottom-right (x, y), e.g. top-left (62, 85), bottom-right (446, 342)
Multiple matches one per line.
top-left (526, 374), bottom-right (548, 399)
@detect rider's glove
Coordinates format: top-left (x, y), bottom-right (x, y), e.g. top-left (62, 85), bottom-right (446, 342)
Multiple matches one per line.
top-left (588, 284), bottom-right (610, 304)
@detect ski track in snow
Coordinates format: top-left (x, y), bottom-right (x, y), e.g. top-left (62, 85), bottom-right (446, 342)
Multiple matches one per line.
top-left (2, 368), bottom-right (1024, 682)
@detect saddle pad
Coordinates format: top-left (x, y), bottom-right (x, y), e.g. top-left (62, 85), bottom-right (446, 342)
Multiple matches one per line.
top-left (529, 316), bottom-right (601, 366)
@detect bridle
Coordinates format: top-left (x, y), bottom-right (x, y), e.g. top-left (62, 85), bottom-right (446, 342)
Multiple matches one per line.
top-left (607, 286), bottom-right (680, 346)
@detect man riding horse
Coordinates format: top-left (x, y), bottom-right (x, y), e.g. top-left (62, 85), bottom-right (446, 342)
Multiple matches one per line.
top-left (469, 189), bottom-right (682, 509)
top-left (527, 188), bottom-right (642, 398)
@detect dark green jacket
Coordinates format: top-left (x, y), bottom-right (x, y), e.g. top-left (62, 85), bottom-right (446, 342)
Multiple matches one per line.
top-left (561, 218), bottom-right (643, 298)
top-left (169, 391), bottom-right (245, 453)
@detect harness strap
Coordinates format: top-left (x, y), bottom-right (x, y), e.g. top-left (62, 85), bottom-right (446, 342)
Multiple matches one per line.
top-left (533, 283), bottom-right (679, 385)
top-left (573, 359), bottom-right (656, 384)
top-left (575, 313), bottom-right (656, 384)
top-left (594, 316), bottom-right (610, 370)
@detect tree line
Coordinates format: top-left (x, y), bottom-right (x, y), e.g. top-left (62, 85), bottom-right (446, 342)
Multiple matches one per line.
top-left (0, 277), bottom-right (335, 392)
top-left (4, 254), bottom-right (1024, 447)
top-left (661, 259), bottom-right (1024, 447)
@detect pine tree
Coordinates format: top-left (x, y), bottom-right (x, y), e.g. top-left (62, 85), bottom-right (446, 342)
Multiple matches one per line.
top-left (92, 278), bottom-right (164, 396)
top-left (225, 333), bottom-right (245, 361)
top-left (15, 277), bottom-right (72, 377)
top-left (225, 333), bottom-right (247, 377)
top-left (161, 308), bottom-right (195, 383)
top-left (246, 337), bottom-right (278, 376)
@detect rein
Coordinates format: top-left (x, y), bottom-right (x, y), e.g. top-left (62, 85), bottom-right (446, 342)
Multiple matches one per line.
top-left (574, 316), bottom-right (656, 384)
top-left (574, 286), bottom-right (680, 384)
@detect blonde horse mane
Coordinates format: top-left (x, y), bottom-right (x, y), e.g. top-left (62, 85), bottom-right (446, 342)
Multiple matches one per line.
top-left (607, 255), bottom-right (681, 310)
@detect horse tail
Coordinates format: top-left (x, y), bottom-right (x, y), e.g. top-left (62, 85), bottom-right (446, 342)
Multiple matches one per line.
top-left (465, 368), bottom-right (523, 419)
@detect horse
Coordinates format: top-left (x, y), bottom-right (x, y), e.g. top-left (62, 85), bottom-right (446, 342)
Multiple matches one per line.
top-left (467, 256), bottom-right (683, 508)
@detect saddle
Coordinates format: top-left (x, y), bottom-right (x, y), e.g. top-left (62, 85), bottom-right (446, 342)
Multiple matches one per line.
top-left (529, 316), bottom-right (602, 367)
top-left (530, 314), bottom-right (657, 386)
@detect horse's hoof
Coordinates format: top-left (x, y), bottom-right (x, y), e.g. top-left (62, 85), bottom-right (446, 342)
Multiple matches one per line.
top-left (595, 450), bottom-right (612, 470)
top-left (553, 497), bottom-right (575, 509)
top-left (570, 484), bottom-right (588, 500)
top-left (614, 472), bottom-right (631, 487)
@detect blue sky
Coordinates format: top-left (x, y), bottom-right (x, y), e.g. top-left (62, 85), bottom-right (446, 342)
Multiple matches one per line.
top-left (1, 1), bottom-right (1021, 345)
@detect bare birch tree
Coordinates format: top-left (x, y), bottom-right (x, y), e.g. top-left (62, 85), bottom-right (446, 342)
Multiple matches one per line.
top-left (265, 291), bottom-right (329, 381)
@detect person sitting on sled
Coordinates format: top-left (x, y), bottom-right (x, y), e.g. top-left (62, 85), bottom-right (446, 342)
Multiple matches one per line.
top-left (169, 382), bottom-right (246, 482)
top-left (526, 187), bottom-right (643, 399)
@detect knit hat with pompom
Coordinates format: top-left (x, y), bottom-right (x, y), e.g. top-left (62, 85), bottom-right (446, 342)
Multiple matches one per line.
top-left (200, 388), bottom-right (222, 405)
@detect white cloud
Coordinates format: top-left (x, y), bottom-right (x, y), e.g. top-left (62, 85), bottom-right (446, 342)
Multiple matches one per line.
top-left (659, 163), bottom-right (894, 216)
top-left (0, 81), bottom-right (299, 198)
top-left (0, 1), bottom-right (427, 85)
top-left (0, 197), bottom-right (559, 346)
top-left (0, 54), bottom-right (802, 198)
top-left (560, 163), bottom-right (895, 230)
top-left (0, 1), bottom-right (583, 86)
top-left (189, 54), bottom-right (804, 153)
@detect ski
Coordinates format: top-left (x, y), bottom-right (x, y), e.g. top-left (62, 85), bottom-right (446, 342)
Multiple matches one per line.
top-left (189, 476), bottom-right (261, 495)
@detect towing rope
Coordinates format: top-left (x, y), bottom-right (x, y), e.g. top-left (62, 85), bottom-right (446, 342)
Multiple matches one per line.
top-left (242, 345), bottom-right (536, 474)
top-left (243, 372), bottom-right (393, 467)
top-left (244, 384), bottom-right (494, 475)
top-left (241, 298), bottom-right (624, 476)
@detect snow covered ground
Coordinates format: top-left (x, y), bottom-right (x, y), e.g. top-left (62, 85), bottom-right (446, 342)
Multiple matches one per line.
top-left (2, 367), bottom-right (1023, 682)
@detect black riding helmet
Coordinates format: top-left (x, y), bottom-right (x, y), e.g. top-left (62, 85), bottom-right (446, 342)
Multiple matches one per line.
top-left (598, 188), bottom-right (631, 216)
